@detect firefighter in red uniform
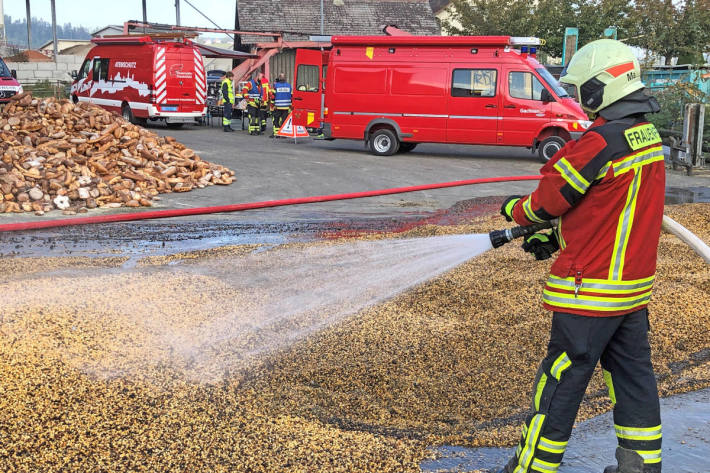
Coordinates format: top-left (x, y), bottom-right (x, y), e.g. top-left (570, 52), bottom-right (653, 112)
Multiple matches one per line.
top-left (259, 72), bottom-right (271, 133)
top-left (497, 39), bottom-right (664, 473)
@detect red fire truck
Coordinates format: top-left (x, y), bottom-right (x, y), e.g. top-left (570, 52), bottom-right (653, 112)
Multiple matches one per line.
top-left (0, 56), bottom-right (23, 104)
top-left (292, 35), bottom-right (590, 161)
top-left (70, 35), bottom-right (206, 127)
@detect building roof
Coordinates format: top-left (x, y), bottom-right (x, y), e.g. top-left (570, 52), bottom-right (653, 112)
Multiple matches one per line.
top-left (58, 44), bottom-right (94, 56)
top-left (429, 0), bottom-right (451, 14)
top-left (5, 50), bottom-right (53, 62)
top-left (238, 0), bottom-right (440, 43)
top-left (38, 39), bottom-right (92, 51)
top-left (91, 25), bottom-right (125, 37)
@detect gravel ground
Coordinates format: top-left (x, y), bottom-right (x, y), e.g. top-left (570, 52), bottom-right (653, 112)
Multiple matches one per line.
top-left (0, 203), bottom-right (708, 472)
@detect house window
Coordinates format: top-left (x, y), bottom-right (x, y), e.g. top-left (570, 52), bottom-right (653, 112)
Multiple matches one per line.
top-left (452, 69), bottom-right (497, 97)
top-left (509, 71), bottom-right (545, 100)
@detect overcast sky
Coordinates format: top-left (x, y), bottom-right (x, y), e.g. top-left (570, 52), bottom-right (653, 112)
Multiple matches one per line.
top-left (5, 0), bottom-right (237, 33)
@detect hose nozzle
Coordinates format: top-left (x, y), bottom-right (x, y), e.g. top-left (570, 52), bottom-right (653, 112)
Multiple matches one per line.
top-left (489, 221), bottom-right (554, 248)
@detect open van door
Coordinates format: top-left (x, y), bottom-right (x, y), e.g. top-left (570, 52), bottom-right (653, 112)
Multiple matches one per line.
top-left (292, 49), bottom-right (323, 128)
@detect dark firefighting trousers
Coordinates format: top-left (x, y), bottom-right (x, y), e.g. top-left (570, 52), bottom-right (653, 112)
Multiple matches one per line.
top-left (506, 309), bottom-right (661, 473)
top-left (259, 104), bottom-right (268, 132)
top-left (272, 108), bottom-right (289, 136)
top-left (247, 103), bottom-right (260, 134)
top-left (222, 102), bottom-right (232, 128)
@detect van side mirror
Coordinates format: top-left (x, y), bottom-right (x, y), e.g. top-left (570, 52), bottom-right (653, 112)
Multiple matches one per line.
top-left (10, 70), bottom-right (17, 79)
top-left (540, 89), bottom-right (554, 103)
top-left (70, 70), bottom-right (78, 80)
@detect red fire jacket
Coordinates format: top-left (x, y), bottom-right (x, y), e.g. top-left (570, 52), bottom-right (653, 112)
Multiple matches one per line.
top-left (511, 117), bottom-right (665, 317)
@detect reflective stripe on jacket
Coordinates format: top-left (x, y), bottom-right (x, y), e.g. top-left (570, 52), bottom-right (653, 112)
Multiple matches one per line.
top-left (273, 81), bottom-right (292, 108)
top-left (512, 118), bottom-right (665, 317)
top-left (220, 78), bottom-right (234, 104)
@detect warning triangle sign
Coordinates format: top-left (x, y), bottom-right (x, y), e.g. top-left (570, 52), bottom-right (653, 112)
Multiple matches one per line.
top-left (277, 112), bottom-right (310, 138)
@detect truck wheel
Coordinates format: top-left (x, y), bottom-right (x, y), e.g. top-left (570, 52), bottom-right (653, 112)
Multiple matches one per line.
top-left (121, 104), bottom-right (135, 123)
top-left (369, 129), bottom-right (399, 156)
top-left (398, 143), bottom-right (417, 153)
top-left (538, 136), bottom-right (566, 162)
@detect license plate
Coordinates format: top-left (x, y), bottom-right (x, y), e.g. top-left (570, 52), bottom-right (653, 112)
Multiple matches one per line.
top-left (161, 105), bottom-right (178, 112)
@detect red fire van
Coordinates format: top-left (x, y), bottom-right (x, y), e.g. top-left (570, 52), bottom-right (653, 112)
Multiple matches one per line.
top-left (0, 56), bottom-right (22, 104)
top-left (70, 35), bottom-right (206, 127)
top-left (292, 35), bottom-right (590, 161)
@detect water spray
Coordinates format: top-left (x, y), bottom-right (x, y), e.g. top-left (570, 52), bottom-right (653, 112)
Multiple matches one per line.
top-left (488, 221), bottom-right (554, 249)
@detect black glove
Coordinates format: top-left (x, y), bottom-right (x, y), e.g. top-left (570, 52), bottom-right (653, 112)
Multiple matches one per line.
top-left (500, 195), bottom-right (522, 222)
top-left (522, 231), bottom-right (559, 260)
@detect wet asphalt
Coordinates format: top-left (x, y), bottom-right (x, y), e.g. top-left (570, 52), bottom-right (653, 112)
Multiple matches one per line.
top-left (422, 387), bottom-right (710, 473)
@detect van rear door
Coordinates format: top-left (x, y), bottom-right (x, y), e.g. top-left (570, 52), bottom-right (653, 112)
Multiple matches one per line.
top-left (160, 44), bottom-right (204, 113)
top-left (293, 49), bottom-right (323, 128)
top-left (446, 66), bottom-right (500, 145)
top-left (499, 67), bottom-right (552, 146)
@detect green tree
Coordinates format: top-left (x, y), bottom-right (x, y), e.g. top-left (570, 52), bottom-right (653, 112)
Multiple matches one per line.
top-left (533, 0), bottom-right (577, 58)
top-left (626, 0), bottom-right (710, 65)
top-left (441, 0), bottom-right (537, 37)
top-left (441, 0), bottom-right (634, 60)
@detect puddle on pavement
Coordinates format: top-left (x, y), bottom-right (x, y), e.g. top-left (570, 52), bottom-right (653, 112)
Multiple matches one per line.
top-left (422, 388), bottom-right (710, 473)
top-left (665, 186), bottom-right (710, 204)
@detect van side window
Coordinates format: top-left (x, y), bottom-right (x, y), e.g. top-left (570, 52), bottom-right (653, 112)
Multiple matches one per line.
top-left (296, 65), bottom-right (319, 92)
top-left (77, 59), bottom-right (91, 80)
top-left (91, 58), bottom-right (110, 82)
top-left (452, 69), bottom-right (497, 97)
top-left (509, 71), bottom-right (545, 100)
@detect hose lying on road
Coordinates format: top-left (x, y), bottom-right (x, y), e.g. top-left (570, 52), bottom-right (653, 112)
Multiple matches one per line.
top-left (662, 215), bottom-right (710, 264)
top-left (0, 175), bottom-right (543, 233)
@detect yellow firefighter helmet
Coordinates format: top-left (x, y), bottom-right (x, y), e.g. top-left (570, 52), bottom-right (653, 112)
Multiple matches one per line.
top-left (560, 39), bottom-right (644, 113)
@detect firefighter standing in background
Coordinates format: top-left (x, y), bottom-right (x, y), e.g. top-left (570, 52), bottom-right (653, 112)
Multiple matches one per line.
top-left (220, 71), bottom-right (235, 132)
top-left (259, 72), bottom-right (271, 133)
top-left (497, 39), bottom-right (664, 473)
top-left (271, 73), bottom-right (292, 138)
top-left (242, 72), bottom-right (262, 135)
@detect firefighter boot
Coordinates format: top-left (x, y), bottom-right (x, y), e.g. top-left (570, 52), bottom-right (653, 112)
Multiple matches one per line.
top-left (223, 125), bottom-right (233, 132)
top-left (603, 447), bottom-right (646, 473)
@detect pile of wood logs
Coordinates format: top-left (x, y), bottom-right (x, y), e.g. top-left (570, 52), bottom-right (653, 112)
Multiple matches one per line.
top-left (0, 93), bottom-right (235, 214)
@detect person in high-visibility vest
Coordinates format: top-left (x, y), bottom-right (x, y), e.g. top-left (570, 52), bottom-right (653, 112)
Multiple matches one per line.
top-left (259, 72), bottom-right (271, 133)
top-left (270, 73), bottom-right (292, 138)
top-left (220, 71), bottom-right (234, 132)
top-left (242, 72), bottom-right (262, 135)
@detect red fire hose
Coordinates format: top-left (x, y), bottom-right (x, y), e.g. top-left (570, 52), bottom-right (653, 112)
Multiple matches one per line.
top-left (0, 175), bottom-right (542, 233)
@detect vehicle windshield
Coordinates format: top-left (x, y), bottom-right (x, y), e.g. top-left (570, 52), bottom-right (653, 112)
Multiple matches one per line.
top-left (0, 58), bottom-right (11, 78)
top-left (536, 67), bottom-right (569, 98)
